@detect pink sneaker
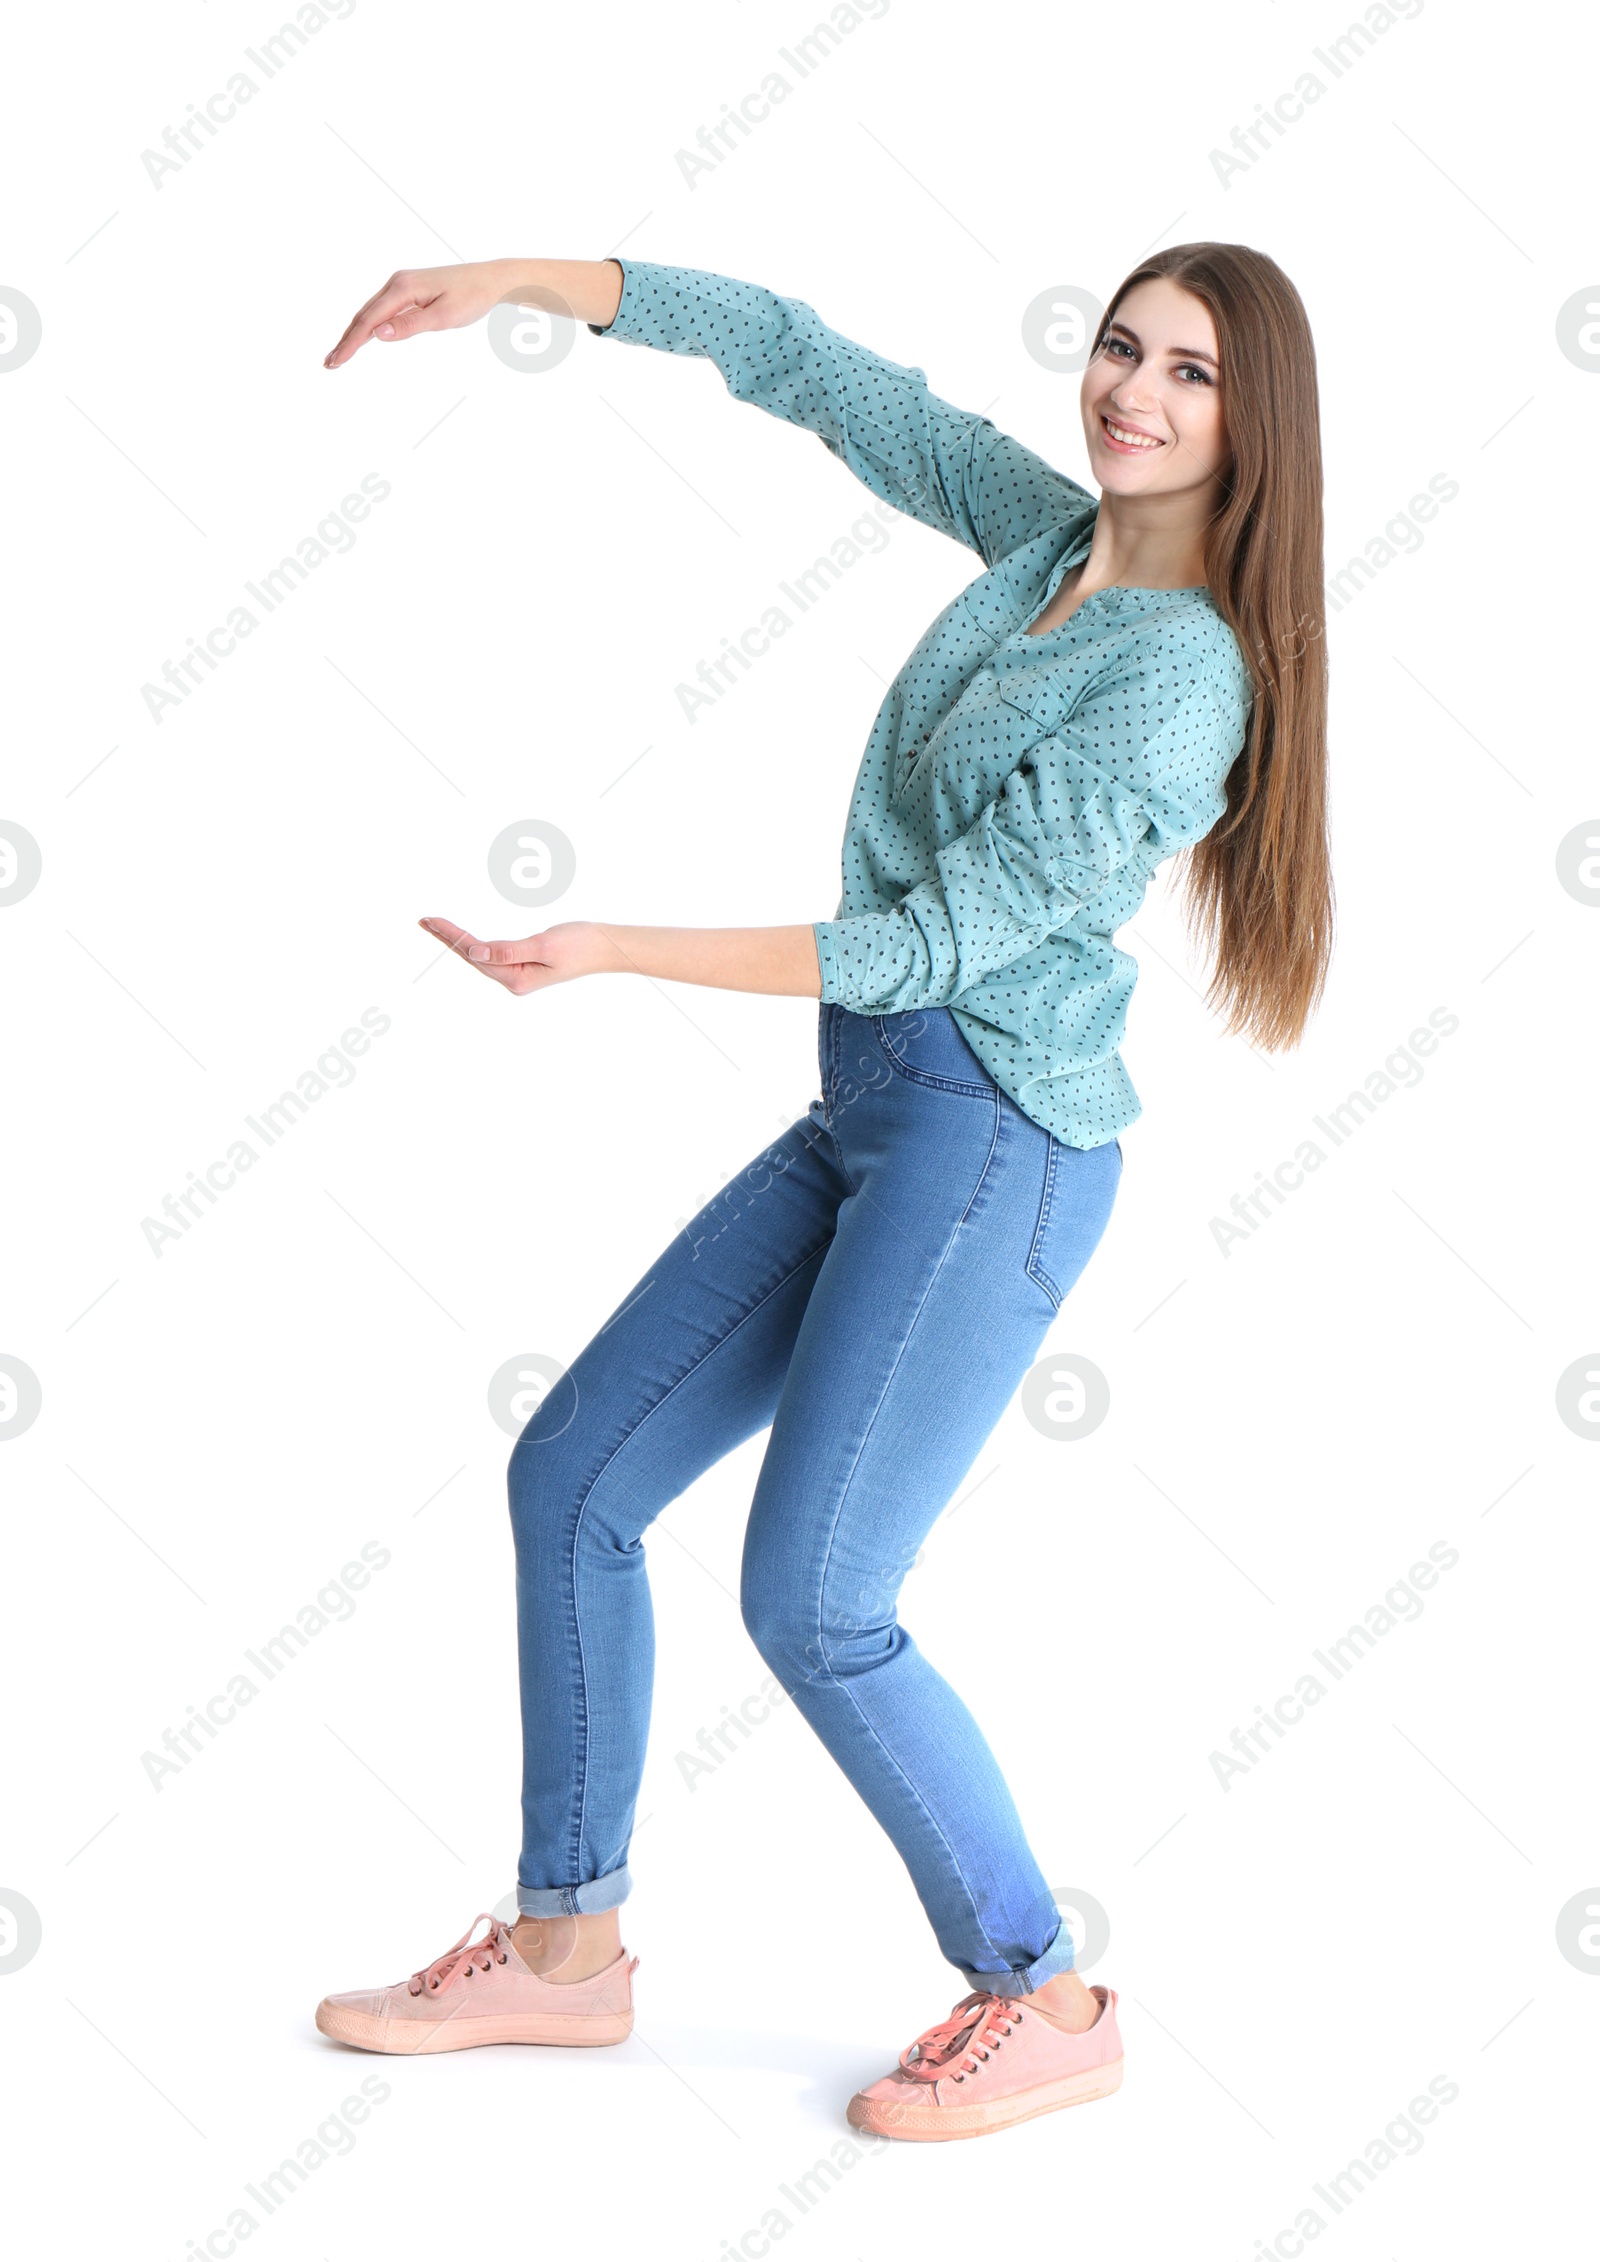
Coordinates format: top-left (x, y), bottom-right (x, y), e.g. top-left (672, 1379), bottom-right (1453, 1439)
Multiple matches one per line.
top-left (314, 1913), bottom-right (639, 2055)
top-left (847, 1983), bottom-right (1124, 2141)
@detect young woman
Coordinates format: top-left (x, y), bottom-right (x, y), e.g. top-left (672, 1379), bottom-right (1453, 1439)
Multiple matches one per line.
top-left (314, 247), bottom-right (1331, 2141)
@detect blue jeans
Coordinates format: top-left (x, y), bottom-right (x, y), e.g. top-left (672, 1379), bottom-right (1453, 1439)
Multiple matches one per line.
top-left (509, 1005), bottom-right (1123, 1996)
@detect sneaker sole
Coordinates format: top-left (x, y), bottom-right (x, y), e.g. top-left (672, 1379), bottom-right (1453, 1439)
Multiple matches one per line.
top-left (846, 2053), bottom-right (1123, 2140)
top-left (314, 2000), bottom-right (634, 2054)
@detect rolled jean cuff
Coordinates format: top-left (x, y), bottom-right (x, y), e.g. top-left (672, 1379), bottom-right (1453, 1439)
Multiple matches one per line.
top-left (960, 1919), bottom-right (1076, 2000)
top-left (516, 1862), bottom-right (632, 1918)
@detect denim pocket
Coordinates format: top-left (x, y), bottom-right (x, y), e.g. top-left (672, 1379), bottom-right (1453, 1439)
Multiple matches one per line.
top-left (870, 1008), bottom-right (995, 1097)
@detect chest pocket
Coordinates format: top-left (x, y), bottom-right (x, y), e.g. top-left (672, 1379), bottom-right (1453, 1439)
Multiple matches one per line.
top-left (989, 665), bottom-right (1077, 737)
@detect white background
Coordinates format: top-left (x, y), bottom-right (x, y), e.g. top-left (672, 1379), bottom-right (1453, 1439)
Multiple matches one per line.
top-left (3, 0), bottom-right (1596, 2252)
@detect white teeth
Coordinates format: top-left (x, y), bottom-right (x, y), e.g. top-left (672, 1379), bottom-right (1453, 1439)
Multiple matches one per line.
top-left (1104, 418), bottom-right (1161, 448)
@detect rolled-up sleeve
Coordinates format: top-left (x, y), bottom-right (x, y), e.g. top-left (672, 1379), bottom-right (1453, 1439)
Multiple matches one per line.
top-left (590, 258), bottom-right (1089, 567)
top-left (813, 661), bottom-right (1251, 1013)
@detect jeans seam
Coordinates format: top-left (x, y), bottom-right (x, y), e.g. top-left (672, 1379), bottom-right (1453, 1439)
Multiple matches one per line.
top-left (561, 1236), bottom-right (832, 1884)
top-left (957, 1087), bottom-right (1004, 1230)
top-left (1025, 1137), bottom-right (1064, 1309)
top-left (799, 1102), bottom-right (1010, 1972)
top-left (823, 1009), bottom-right (861, 1194)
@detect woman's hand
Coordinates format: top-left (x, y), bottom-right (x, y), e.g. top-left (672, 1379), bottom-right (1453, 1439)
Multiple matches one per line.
top-left (419, 916), bottom-right (617, 994)
top-left (324, 258), bottom-right (624, 368)
top-left (418, 915), bottom-right (823, 998)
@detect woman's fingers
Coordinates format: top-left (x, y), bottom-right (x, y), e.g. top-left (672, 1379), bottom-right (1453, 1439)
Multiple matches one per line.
top-left (418, 917), bottom-right (553, 993)
top-left (325, 264), bottom-right (515, 367)
top-left (365, 293), bottom-right (447, 345)
top-left (419, 916), bottom-right (502, 972)
top-left (325, 277), bottom-right (417, 368)
top-left (462, 937), bottom-right (547, 967)
top-left (325, 272), bottom-right (445, 368)
top-left (418, 915), bottom-right (473, 955)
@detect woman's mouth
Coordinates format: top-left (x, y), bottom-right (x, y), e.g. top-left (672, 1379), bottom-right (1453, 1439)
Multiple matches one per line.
top-left (1100, 414), bottom-right (1164, 454)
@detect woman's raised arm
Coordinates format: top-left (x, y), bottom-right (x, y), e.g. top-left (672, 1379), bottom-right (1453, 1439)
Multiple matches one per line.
top-left (323, 258), bottom-right (622, 368)
top-left (588, 259), bottom-right (1091, 567)
top-left (322, 254), bottom-right (1088, 572)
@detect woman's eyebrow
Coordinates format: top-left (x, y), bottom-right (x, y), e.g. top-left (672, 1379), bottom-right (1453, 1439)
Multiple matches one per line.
top-left (1106, 320), bottom-right (1218, 367)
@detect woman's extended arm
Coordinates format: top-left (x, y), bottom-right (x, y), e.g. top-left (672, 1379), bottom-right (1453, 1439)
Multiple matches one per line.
top-left (419, 916), bottom-right (821, 999)
top-left (323, 254), bottom-right (1086, 569)
top-left (324, 259), bottom-right (622, 364)
top-left (586, 259), bottom-right (1086, 565)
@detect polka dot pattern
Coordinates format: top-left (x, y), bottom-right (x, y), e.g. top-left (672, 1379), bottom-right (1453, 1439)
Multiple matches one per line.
top-left (595, 260), bottom-right (1253, 1149)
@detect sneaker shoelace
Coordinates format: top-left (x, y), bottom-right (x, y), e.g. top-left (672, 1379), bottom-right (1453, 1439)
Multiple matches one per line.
top-left (898, 1991), bottom-right (1022, 2086)
top-left (407, 1913), bottom-right (511, 1997)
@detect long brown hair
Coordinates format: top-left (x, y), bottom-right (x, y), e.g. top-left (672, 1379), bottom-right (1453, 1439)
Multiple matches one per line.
top-left (1097, 242), bottom-right (1333, 1051)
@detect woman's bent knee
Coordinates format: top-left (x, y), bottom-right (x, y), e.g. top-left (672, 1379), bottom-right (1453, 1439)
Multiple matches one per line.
top-left (507, 1420), bottom-right (589, 1549)
top-left (508, 1422), bottom-right (668, 1562)
top-left (742, 1585), bottom-right (894, 1688)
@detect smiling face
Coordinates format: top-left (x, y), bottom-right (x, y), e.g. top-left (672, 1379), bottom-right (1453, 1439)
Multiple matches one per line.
top-left (1080, 276), bottom-right (1231, 499)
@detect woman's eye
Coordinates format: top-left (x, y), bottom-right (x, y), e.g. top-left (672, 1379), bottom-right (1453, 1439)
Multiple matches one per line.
top-left (1177, 363), bottom-right (1213, 385)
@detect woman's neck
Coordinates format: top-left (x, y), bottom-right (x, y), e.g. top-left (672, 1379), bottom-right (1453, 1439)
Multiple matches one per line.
top-left (1080, 493), bottom-right (1215, 592)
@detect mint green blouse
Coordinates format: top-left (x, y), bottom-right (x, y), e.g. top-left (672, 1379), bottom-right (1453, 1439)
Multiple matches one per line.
top-left (592, 260), bottom-right (1253, 1149)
